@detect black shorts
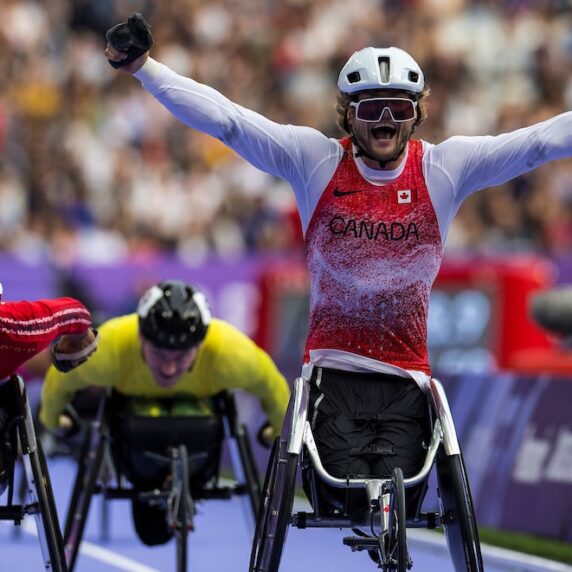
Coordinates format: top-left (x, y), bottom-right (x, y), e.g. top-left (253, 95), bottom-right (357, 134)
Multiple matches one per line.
top-left (305, 367), bottom-right (431, 518)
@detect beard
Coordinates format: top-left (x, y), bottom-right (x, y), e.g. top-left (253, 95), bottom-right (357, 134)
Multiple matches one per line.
top-left (352, 122), bottom-right (414, 166)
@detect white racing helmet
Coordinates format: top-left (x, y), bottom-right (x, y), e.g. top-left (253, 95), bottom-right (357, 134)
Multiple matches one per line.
top-left (338, 47), bottom-right (424, 95)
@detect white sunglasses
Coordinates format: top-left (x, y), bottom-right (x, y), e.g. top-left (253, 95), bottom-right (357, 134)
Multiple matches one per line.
top-left (350, 98), bottom-right (417, 122)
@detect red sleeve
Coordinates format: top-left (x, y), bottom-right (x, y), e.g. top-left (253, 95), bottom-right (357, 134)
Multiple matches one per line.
top-left (0, 297), bottom-right (92, 378)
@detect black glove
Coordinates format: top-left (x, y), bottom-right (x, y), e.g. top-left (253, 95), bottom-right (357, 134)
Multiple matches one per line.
top-left (106, 12), bottom-right (153, 69)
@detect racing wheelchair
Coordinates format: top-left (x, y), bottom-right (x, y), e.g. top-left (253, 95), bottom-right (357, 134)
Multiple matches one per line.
top-left (63, 389), bottom-right (261, 572)
top-left (0, 375), bottom-right (67, 571)
top-left (249, 374), bottom-right (483, 572)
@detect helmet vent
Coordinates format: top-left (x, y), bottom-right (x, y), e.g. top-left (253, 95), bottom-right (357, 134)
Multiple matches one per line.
top-left (347, 71), bottom-right (361, 84)
top-left (138, 280), bottom-right (211, 350)
top-left (378, 57), bottom-right (390, 83)
top-left (408, 71), bottom-right (419, 83)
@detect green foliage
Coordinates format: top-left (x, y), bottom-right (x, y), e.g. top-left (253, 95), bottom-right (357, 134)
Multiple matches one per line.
top-left (478, 527), bottom-right (572, 565)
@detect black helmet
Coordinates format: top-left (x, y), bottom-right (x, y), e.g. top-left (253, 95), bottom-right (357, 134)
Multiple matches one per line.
top-left (137, 280), bottom-right (211, 350)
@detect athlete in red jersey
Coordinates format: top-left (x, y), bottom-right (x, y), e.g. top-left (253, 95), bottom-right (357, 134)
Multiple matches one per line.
top-left (0, 284), bottom-right (98, 380)
top-left (0, 283), bottom-right (98, 495)
top-left (104, 18), bottom-right (572, 528)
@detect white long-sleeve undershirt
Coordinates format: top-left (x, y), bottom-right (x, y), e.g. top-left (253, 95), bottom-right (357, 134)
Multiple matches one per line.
top-left (135, 58), bottom-right (572, 245)
top-left (133, 58), bottom-right (572, 381)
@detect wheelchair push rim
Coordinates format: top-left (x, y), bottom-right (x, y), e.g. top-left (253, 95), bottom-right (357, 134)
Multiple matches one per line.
top-left (63, 412), bottom-right (109, 571)
top-left (437, 450), bottom-right (483, 572)
top-left (24, 425), bottom-right (68, 571)
top-left (380, 467), bottom-right (409, 572)
top-left (168, 444), bottom-right (193, 572)
top-left (2, 376), bottom-right (67, 571)
top-left (249, 437), bottom-right (298, 572)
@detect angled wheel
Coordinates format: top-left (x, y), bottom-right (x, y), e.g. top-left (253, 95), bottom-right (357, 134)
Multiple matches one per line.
top-left (249, 437), bottom-right (298, 572)
top-left (436, 450), bottom-right (483, 572)
top-left (8, 375), bottom-right (67, 571)
top-left (172, 444), bottom-right (192, 572)
top-left (63, 420), bottom-right (107, 571)
top-left (234, 422), bottom-right (261, 519)
top-left (218, 391), bottom-right (261, 520)
top-left (62, 422), bottom-right (94, 542)
top-left (383, 467), bottom-right (408, 572)
top-left (24, 438), bottom-right (67, 571)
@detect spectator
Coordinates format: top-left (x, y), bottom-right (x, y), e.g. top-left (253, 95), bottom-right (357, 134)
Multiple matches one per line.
top-left (1, 0), bottom-right (572, 261)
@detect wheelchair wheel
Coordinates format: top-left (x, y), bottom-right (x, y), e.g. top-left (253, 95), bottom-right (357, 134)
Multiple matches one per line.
top-left (235, 422), bottom-right (261, 518)
top-left (215, 391), bottom-right (261, 519)
top-left (25, 438), bottom-right (67, 571)
top-left (64, 421), bottom-right (107, 571)
top-left (381, 467), bottom-right (408, 572)
top-left (249, 437), bottom-right (297, 572)
top-left (174, 444), bottom-right (191, 572)
top-left (63, 422), bottom-right (93, 542)
top-left (436, 451), bottom-right (483, 572)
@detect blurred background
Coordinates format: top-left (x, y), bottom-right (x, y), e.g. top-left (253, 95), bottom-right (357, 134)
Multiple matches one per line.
top-left (2, 0), bottom-right (572, 559)
top-left (2, 0), bottom-right (572, 266)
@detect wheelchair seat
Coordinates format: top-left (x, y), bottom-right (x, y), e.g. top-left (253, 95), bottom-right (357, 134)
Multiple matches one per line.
top-left (250, 375), bottom-right (483, 572)
top-left (302, 462), bottom-right (428, 526)
top-left (108, 393), bottom-right (225, 491)
top-left (111, 411), bottom-right (224, 455)
top-left (64, 388), bottom-right (262, 572)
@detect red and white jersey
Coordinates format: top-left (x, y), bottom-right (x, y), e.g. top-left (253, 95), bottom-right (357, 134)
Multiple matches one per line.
top-left (0, 297), bottom-right (92, 379)
top-left (304, 138), bottom-right (441, 374)
top-left (135, 58), bottom-right (572, 378)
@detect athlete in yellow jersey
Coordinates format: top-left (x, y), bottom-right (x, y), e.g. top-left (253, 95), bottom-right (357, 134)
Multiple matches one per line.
top-left (39, 279), bottom-right (290, 545)
top-left (40, 281), bottom-right (289, 435)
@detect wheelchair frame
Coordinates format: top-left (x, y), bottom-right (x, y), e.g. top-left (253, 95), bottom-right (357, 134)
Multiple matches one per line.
top-left (250, 375), bottom-right (484, 572)
top-left (63, 389), bottom-right (262, 572)
top-left (0, 375), bottom-right (67, 571)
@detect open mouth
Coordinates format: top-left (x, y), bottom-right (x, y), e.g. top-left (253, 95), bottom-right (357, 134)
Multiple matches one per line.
top-left (372, 125), bottom-right (397, 140)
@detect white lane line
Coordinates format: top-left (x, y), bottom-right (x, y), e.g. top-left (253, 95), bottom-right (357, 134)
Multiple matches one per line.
top-left (13, 518), bottom-right (160, 572)
top-left (73, 542), bottom-right (160, 572)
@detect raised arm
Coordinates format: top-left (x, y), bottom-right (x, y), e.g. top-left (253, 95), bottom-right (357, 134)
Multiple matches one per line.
top-left (428, 112), bottom-right (572, 207)
top-left (104, 16), bottom-right (342, 231)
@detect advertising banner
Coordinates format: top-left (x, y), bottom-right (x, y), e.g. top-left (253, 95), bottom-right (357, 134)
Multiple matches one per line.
top-left (428, 372), bottom-right (572, 542)
top-left (2, 253), bottom-right (571, 540)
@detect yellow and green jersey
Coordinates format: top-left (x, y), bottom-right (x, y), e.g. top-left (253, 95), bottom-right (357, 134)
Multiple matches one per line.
top-left (40, 314), bottom-right (290, 435)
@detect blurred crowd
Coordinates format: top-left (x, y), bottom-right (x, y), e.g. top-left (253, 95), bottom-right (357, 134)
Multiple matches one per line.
top-left (1, 0), bottom-right (572, 266)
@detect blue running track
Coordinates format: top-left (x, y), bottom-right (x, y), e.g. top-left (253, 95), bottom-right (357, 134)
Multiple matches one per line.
top-left (1, 458), bottom-right (570, 572)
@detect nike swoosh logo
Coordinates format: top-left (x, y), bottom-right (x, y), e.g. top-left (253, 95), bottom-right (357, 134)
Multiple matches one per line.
top-left (332, 186), bottom-right (365, 197)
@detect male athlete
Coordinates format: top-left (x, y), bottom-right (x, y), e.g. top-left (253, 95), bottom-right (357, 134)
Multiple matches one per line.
top-left (103, 12), bottom-right (572, 526)
top-left (40, 279), bottom-right (289, 545)
top-left (0, 283), bottom-right (98, 494)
